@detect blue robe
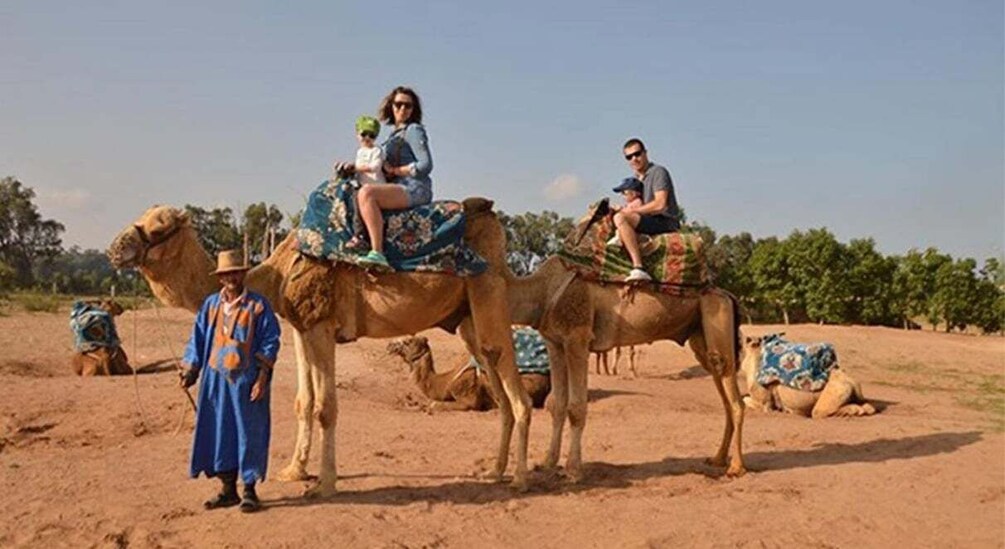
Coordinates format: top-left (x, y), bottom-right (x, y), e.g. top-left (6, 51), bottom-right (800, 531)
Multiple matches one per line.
top-left (182, 291), bottom-right (281, 484)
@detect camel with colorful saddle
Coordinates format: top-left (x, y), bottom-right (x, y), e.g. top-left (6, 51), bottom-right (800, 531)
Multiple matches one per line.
top-left (108, 179), bottom-right (535, 495)
top-left (741, 333), bottom-right (876, 418)
top-left (499, 199), bottom-right (747, 480)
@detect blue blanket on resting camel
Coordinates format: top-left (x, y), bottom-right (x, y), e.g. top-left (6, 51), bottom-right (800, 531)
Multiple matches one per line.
top-left (756, 333), bottom-right (837, 392)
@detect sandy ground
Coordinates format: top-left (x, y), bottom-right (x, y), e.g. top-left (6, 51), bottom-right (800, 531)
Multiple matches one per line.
top-left (1, 306), bottom-right (1003, 548)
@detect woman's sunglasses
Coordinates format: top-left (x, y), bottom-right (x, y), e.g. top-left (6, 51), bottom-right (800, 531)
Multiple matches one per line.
top-left (393, 101), bottom-right (414, 110)
top-left (624, 150), bottom-right (645, 161)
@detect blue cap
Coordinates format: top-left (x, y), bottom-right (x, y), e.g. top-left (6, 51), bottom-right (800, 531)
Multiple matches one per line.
top-left (612, 177), bottom-right (643, 193)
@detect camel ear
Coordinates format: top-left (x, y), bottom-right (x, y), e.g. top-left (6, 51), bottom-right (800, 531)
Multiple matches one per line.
top-left (178, 209), bottom-right (191, 226)
top-left (417, 335), bottom-right (428, 346)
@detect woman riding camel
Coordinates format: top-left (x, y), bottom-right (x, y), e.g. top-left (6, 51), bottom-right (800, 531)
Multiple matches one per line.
top-left (353, 85), bottom-right (434, 269)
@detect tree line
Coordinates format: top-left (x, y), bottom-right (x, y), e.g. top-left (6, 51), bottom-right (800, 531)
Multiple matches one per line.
top-left (2, 176), bottom-right (1002, 333)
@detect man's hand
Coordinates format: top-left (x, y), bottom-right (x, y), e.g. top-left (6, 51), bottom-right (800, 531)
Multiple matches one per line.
top-left (250, 369), bottom-right (269, 402)
top-left (179, 367), bottom-right (199, 389)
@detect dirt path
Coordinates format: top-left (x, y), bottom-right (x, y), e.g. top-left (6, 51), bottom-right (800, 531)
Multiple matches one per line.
top-left (1, 308), bottom-right (1002, 548)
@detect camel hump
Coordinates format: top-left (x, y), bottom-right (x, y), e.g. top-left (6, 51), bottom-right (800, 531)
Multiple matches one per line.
top-left (462, 197), bottom-right (495, 214)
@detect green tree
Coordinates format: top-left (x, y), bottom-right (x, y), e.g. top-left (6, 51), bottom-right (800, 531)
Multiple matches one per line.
top-left (0, 177), bottom-right (65, 287)
top-left (183, 205), bottom-right (242, 257)
top-left (785, 228), bottom-right (851, 324)
top-left (846, 238), bottom-right (900, 325)
top-left (499, 210), bottom-right (575, 275)
top-left (241, 202), bottom-right (285, 263)
top-left (749, 237), bottom-right (800, 324)
top-left (931, 257), bottom-right (980, 332)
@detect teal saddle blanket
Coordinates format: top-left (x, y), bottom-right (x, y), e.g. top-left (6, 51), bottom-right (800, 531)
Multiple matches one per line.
top-left (469, 326), bottom-right (551, 375)
top-left (756, 333), bottom-right (837, 392)
top-left (295, 179), bottom-right (488, 276)
top-left (69, 301), bottom-right (120, 353)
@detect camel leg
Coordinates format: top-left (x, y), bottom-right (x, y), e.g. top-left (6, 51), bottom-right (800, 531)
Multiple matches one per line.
top-left (811, 372), bottom-right (877, 418)
top-left (628, 346), bottom-right (638, 378)
top-left (275, 327), bottom-right (315, 482)
top-left (541, 337), bottom-right (568, 470)
top-left (700, 293), bottom-right (746, 476)
top-left (459, 316), bottom-right (519, 485)
top-left (564, 340), bottom-right (591, 482)
top-left (612, 347), bottom-right (621, 376)
top-left (302, 323), bottom-right (338, 498)
top-left (466, 279), bottom-right (532, 491)
top-left (460, 319), bottom-right (513, 469)
top-left (689, 334), bottom-right (733, 468)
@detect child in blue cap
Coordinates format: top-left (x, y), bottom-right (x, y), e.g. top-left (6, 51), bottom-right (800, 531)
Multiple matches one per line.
top-left (608, 177), bottom-right (644, 247)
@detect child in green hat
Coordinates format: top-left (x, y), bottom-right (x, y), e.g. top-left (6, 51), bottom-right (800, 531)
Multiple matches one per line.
top-left (353, 115), bottom-right (385, 186)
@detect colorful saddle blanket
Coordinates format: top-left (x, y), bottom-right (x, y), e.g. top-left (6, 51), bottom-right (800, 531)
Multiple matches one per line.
top-left (69, 301), bottom-right (120, 353)
top-left (469, 326), bottom-right (550, 375)
top-left (296, 179), bottom-right (488, 276)
top-left (756, 333), bottom-right (837, 392)
top-left (556, 200), bottom-right (708, 287)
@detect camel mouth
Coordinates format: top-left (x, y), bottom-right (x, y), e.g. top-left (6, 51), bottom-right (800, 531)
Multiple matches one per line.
top-left (107, 230), bottom-right (142, 269)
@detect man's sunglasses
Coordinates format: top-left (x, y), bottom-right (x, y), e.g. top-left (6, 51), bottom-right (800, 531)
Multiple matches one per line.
top-left (393, 101), bottom-right (414, 109)
top-left (624, 150), bottom-right (645, 161)
top-left (360, 132), bottom-right (377, 139)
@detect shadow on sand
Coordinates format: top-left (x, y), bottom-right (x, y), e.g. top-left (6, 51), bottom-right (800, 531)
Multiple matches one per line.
top-left (263, 430), bottom-right (982, 510)
top-left (133, 359), bottom-right (178, 375)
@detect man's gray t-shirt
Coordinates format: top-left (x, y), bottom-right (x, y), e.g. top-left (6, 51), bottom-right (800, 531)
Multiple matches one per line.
top-left (641, 162), bottom-right (680, 221)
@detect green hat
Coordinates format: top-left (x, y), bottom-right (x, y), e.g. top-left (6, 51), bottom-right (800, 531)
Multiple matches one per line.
top-left (355, 115), bottom-right (380, 137)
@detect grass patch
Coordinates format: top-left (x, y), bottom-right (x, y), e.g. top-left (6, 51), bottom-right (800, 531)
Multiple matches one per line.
top-left (873, 380), bottom-right (956, 394)
top-left (955, 395), bottom-right (1005, 432)
top-left (11, 293), bottom-right (62, 313)
top-left (887, 361), bottom-right (926, 374)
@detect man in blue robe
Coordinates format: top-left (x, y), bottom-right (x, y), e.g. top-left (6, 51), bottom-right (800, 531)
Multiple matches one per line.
top-left (180, 250), bottom-right (281, 513)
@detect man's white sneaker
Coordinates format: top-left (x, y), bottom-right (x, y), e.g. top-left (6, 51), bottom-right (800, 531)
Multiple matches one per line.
top-left (606, 235), bottom-right (622, 247)
top-left (625, 268), bottom-right (652, 282)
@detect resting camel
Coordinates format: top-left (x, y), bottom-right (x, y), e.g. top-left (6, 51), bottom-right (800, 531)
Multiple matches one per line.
top-left (70, 300), bottom-right (132, 376)
top-left (387, 335), bottom-right (551, 411)
top-left (740, 335), bottom-right (876, 418)
top-left (107, 202), bottom-right (533, 495)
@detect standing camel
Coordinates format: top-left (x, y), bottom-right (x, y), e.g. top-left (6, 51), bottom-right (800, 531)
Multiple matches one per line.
top-left (500, 249), bottom-right (745, 481)
top-left (107, 202), bottom-right (533, 495)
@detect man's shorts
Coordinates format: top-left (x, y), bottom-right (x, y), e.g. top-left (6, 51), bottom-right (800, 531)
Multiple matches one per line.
top-left (636, 214), bottom-right (680, 235)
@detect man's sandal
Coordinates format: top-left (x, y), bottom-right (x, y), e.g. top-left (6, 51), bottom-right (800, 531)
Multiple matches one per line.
top-left (204, 492), bottom-right (240, 510)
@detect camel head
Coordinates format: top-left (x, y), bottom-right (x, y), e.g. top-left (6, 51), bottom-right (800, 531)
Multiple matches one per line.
top-left (106, 205), bottom-right (219, 313)
top-left (386, 336), bottom-right (430, 371)
top-left (107, 206), bottom-right (193, 270)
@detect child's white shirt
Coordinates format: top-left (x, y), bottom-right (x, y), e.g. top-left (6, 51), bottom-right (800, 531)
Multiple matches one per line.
top-left (355, 145), bottom-right (386, 185)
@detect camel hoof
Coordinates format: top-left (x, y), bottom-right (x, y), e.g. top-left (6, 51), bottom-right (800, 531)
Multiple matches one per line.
top-left (564, 468), bottom-right (584, 484)
top-left (303, 482), bottom-right (337, 499)
top-left (704, 456), bottom-right (727, 468)
top-left (725, 465), bottom-right (747, 477)
top-left (275, 465), bottom-right (311, 482)
top-left (510, 475), bottom-right (530, 493)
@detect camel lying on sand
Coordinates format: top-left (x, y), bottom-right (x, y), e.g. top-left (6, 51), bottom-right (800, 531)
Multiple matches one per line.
top-left (108, 201), bottom-right (533, 495)
top-left (387, 335), bottom-right (551, 411)
top-left (70, 300), bottom-right (132, 376)
top-left (740, 335), bottom-right (876, 418)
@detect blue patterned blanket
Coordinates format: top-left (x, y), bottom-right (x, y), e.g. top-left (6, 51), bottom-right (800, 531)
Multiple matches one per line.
top-left (69, 301), bottom-right (120, 353)
top-left (756, 333), bottom-right (837, 392)
top-left (469, 327), bottom-right (550, 375)
top-left (296, 179), bottom-right (488, 276)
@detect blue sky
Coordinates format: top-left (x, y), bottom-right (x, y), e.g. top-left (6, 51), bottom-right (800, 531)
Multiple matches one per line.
top-left (2, 1), bottom-right (1002, 261)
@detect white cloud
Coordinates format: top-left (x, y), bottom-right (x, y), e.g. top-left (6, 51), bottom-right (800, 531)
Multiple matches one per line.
top-left (543, 174), bottom-right (584, 201)
top-left (36, 188), bottom-right (92, 210)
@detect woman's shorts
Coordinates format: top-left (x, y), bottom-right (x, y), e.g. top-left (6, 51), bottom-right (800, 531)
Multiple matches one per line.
top-left (400, 178), bottom-right (432, 207)
top-left (636, 214), bottom-right (680, 235)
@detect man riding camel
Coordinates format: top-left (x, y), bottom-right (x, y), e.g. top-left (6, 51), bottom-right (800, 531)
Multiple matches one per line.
top-left (610, 138), bottom-right (682, 282)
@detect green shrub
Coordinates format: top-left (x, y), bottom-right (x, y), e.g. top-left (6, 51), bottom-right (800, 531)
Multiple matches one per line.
top-left (12, 293), bottom-right (62, 313)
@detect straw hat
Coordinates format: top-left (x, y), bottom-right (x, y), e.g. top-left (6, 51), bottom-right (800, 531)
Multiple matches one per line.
top-left (213, 250), bottom-right (250, 275)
